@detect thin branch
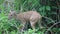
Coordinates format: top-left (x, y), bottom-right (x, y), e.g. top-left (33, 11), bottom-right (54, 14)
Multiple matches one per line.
top-left (43, 16), bottom-right (55, 23)
top-left (45, 21), bottom-right (60, 34)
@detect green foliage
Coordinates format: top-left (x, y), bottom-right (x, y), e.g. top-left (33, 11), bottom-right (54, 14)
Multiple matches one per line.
top-left (0, 0), bottom-right (59, 34)
top-left (0, 0), bottom-right (4, 4)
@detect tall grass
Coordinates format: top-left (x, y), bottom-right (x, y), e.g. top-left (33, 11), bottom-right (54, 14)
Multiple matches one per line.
top-left (0, 0), bottom-right (60, 34)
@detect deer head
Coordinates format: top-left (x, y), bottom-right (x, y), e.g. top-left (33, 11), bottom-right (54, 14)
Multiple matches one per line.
top-left (8, 10), bottom-right (17, 20)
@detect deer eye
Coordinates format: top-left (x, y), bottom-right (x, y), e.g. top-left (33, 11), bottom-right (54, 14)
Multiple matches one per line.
top-left (11, 15), bottom-right (12, 16)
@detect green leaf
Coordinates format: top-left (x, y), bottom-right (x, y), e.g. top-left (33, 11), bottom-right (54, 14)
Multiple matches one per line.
top-left (46, 6), bottom-right (51, 11)
top-left (10, 31), bottom-right (16, 34)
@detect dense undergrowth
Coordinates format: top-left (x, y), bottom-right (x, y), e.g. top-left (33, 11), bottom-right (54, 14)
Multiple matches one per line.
top-left (0, 14), bottom-right (45, 34)
top-left (0, 0), bottom-right (60, 34)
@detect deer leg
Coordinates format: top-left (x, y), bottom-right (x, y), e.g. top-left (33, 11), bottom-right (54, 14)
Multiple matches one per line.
top-left (39, 22), bottom-right (43, 29)
top-left (22, 23), bottom-right (26, 31)
top-left (30, 21), bottom-right (36, 31)
top-left (30, 16), bottom-right (38, 31)
top-left (38, 18), bottom-right (44, 29)
top-left (19, 22), bottom-right (26, 33)
top-left (20, 20), bottom-right (26, 32)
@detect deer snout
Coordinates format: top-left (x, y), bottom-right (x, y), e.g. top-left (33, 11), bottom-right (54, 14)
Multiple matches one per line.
top-left (8, 16), bottom-right (11, 20)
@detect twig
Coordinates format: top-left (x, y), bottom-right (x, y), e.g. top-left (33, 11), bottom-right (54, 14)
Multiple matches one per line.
top-left (45, 21), bottom-right (60, 34)
top-left (43, 22), bottom-right (54, 34)
top-left (43, 16), bottom-right (55, 23)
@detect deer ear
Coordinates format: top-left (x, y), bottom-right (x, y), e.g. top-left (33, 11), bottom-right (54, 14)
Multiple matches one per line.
top-left (10, 10), bottom-right (15, 13)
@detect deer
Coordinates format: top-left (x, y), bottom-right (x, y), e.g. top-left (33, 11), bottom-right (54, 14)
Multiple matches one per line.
top-left (8, 10), bottom-right (43, 31)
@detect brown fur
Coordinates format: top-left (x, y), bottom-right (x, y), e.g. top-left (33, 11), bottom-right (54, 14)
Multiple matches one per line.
top-left (8, 10), bottom-right (43, 31)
